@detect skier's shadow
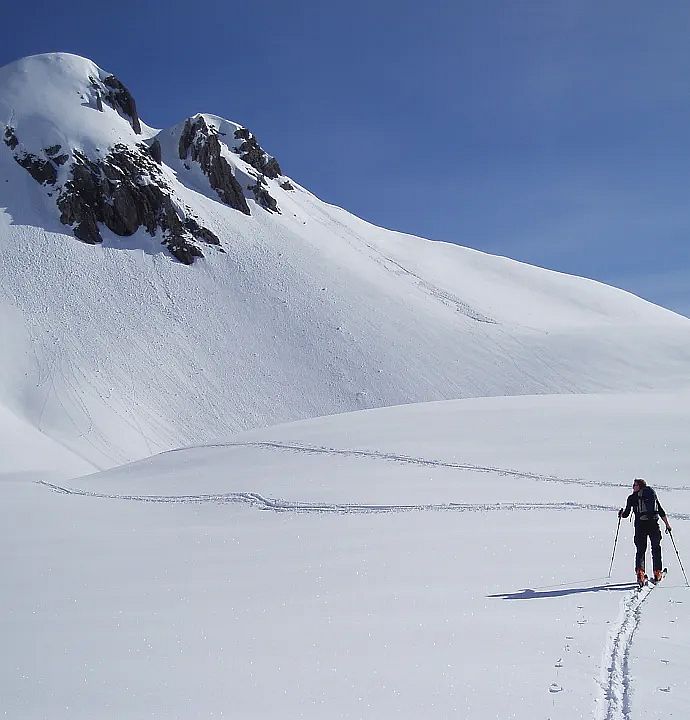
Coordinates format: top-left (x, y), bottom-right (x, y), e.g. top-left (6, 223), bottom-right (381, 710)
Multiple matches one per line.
top-left (488, 582), bottom-right (636, 600)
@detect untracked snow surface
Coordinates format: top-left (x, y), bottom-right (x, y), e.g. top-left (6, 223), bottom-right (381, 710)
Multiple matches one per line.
top-left (3, 393), bottom-right (690, 719)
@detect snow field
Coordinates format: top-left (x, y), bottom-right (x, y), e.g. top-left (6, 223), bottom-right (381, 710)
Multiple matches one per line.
top-left (3, 392), bottom-right (690, 719)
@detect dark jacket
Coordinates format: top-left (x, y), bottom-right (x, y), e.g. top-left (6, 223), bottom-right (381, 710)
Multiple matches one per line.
top-left (621, 486), bottom-right (666, 524)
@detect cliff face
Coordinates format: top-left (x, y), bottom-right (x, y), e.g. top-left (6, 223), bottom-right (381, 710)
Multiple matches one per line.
top-left (178, 115), bottom-right (250, 215)
top-left (56, 143), bottom-right (220, 264)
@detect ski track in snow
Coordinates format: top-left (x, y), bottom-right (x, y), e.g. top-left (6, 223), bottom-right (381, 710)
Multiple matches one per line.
top-left (181, 440), bottom-right (690, 494)
top-left (37, 480), bottom-right (615, 514)
top-left (301, 194), bottom-right (496, 324)
top-left (597, 582), bottom-right (660, 720)
top-left (37, 441), bottom-right (690, 516)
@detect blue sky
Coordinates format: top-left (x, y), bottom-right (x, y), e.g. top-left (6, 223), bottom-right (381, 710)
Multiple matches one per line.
top-left (2, 1), bottom-right (690, 315)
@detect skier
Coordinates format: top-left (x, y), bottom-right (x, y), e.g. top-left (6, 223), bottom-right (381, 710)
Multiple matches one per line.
top-left (618, 478), bottom-right (672, 585)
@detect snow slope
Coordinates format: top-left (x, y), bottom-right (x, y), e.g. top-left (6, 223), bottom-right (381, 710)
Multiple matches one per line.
top-left (4, 392), bottom-right (689, 719)
top-left (1, 53), bottom-right (690, 468)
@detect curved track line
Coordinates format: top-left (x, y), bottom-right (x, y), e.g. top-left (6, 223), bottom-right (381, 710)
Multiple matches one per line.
top-left (39, 480), bottom-right (614, 514)
top-left (179, 440), bottom-right (689, 494)
top-left (298, 192), bottom-right (496, 323)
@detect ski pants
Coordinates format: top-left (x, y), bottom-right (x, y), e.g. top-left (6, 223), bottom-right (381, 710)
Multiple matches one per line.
top-left (634, 519), bottom-right (662, 572)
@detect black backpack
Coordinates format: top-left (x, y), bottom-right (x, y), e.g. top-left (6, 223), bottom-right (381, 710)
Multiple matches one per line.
top-left (637, 487), bottom-right (659, 521)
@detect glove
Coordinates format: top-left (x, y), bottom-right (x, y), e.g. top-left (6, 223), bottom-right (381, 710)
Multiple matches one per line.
top-left (618, 508), bottom-right (624, 518)
top-left (666, 525), bottom-right (672, 534)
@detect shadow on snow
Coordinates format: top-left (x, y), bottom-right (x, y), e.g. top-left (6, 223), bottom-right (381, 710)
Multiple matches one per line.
top-left (488, 582), bottom-right (636, 600)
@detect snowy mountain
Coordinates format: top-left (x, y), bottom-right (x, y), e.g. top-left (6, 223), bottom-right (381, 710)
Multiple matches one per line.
top-left (1, 52), bottom-right (690, 470)
top-left (3, 52), bottom-right (690, 720)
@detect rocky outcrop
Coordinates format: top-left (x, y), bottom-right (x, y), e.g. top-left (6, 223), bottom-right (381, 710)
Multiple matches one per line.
top-left (233, 127), bottom-right (282, 179)
top-left (16, 153), bottom-right (57, 185)
top-left (4, 126), bottom-right (18, 150)
top-left (45, 144), bottom-right (69, 166)
top-left (57, 143), bottom-right (219, 264)
top-left (249, 176), bottom-right (280, 213)
top-left (179, 116), bottom-right (250, 214)
top-left (4, 126), bottom-right (59, 185)
top-left (148, 138), bottom-right (162, 164)
top-left (280, 180), bottom-right (295, 191)
top-left (89, 74), bottom-right (141, 134)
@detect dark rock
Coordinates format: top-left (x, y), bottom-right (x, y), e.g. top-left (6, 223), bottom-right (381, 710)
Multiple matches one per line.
top-left (15, 153), bottom-right (57, 185)
top-left (96, 92), bottom-right (103, 112)
top-left (44, 144), bottom-right (62, 156)
top-left (3, 126), bottom-right (18, 150)
top-left (207, 148), bottom-right (249, 211)
top-left (179, 116), bottom-right (250, 215)
top-left (148, 138), bottom-right (162, 164)
top-left (73, 214), bottom-right (103, 245)
top-left (280, 180), bottom-right (295, 191)
top-left (233, 127), bottom-right (282, 179)
top-left (264, 157), bottom-right (281, 178)
top-left (102, 75), bottom-right (142, 134)
top-left (249, 178), bottom-right (280, 213)
top-left (57, 154), bottom-right (103, 244)
top-left (184, 217), bottom-right (220, 245)
top-left (6, 128), bottom-right (64, 185)
top-left (167, 242), bottom-right (203, 265)
top-left (178, 117), bottom-right (198, 159)
top-left (233, 128), bottom-right (251, 141)
top-left (56, 143), bottom-right (220, 263)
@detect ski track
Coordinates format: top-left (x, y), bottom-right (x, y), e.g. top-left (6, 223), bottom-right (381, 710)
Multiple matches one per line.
top-left (37, 441), bottom-right (690, 517)
top-left (301, 193), bottom-right (496, 324)
top-left (598, 582), bottom-right (660, 720)
top-left (38, 480), bottom-right (615, 513)
top-left (178, 440), bottom-right (690, 494)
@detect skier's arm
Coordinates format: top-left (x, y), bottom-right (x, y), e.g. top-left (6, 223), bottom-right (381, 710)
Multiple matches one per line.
top-left (619, 494), bottom-right (634, 519)
top-left (657, 497), bottom-right (672, 532)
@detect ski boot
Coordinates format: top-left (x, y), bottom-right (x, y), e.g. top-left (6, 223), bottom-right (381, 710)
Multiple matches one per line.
top-left (636, 568), bottom-right (647, 587)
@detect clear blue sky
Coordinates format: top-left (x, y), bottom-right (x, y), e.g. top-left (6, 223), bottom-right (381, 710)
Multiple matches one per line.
top-left (2, 1), bottom-right (690, 316)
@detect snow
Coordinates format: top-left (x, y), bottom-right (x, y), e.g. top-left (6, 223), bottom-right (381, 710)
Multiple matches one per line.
top-left (3, 392), bottom-right (690, 719)
top-left (2, 52), bottom-right (690, 719)
top-left (0, 54), bottom-right (155, 165)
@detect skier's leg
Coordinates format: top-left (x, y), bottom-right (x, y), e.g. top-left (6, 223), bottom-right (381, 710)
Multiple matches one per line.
top-left (650, 522), bottom-right (663, 572)
top-left (634, 524), bottom-right (647, 573)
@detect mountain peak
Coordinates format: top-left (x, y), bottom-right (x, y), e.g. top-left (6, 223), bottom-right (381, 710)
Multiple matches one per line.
top-left (0, 53), bottom-right (145, 150)
top-left (0, 53), bottom-right (291, 262)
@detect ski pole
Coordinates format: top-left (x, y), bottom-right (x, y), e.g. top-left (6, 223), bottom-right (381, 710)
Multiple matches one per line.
top-left (608, 515), bottom-right (622, 578)
top-left (668, 531), bottom-right (690, 586)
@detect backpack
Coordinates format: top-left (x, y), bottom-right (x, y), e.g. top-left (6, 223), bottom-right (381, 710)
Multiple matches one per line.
top-left (637, 487), bottom-right (659, 521)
